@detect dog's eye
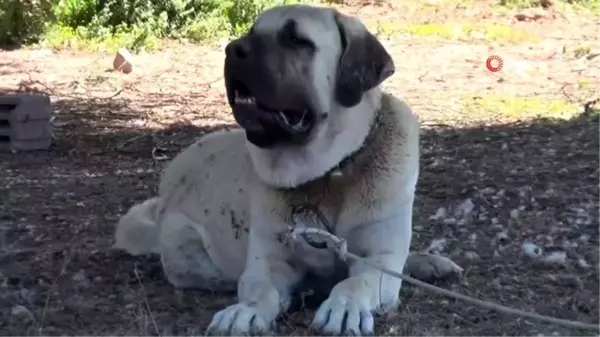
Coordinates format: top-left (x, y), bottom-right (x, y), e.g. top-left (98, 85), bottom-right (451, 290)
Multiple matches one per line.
top-left (289, 35), bottom-right (312, 48)
top-left (290, 36), bottom-right (304, 45)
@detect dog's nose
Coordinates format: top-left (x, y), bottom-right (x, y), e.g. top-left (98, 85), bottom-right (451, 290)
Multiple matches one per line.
top-left (226, 39), bottom-right (251, 60)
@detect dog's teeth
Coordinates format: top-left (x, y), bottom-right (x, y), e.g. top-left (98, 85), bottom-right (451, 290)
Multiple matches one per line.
top-left (292, 110), bottom-right (307, 129)
top-left (279, 111), bottom-right (290, 125)
top-left (234, 95), bottom-right (255, 105)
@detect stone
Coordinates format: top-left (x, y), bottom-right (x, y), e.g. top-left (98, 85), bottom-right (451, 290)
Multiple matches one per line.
top-left (113, 48), bottom-right (133, 74)
top-left (11, 305), bottom-right (34, 323)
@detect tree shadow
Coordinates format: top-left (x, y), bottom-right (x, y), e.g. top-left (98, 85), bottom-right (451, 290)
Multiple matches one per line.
top-left (48, 95), bottom-right (237, 158)
top-left (0, 94), bottom-right (598, 336)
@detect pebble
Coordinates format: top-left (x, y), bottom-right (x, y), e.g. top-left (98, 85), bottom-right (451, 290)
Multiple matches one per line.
top-left (523, 242), bottom-right (543, 259)
top-left (542, 251), bottom-right (567, 265)
top-left (11, 305), bottom-right (34, 322)
top-left (464, 251), bottom-right (480, 260)
top-left (429, 207), bottom-right (447, 220)
top-left (455, 198), bottom-right (475, 217)
top-left (72, 270), bottom-right (88, 283)
top-left (577, 258), bottom-right (590, 269)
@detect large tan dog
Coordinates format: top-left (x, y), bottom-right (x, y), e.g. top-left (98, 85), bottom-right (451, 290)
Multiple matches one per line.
top-left (114, 4), bottom-right (458, 336)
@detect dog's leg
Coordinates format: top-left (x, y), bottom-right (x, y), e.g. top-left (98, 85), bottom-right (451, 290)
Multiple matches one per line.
top-left (159, 213), bottom-right (236, 291)
top-left (312, 214), bottom-right (412, 336)
top-left (205, 224), bottom-right (304, 335)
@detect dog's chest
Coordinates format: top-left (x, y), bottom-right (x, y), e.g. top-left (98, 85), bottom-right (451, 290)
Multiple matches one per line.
top-left (285, 175), bottom-right (355, 228)
top-left (278, 175), bottom-right (364, 274)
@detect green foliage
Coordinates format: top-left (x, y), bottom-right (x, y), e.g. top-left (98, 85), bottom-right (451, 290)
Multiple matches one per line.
top-left (0, 0), bottom-right (306, 50)
top-left (52, 0), bottom-right (97, 28)
top-left (0, 0), bottom-right (52, 46)
top-left (225, 0), bottom-right (302, 37)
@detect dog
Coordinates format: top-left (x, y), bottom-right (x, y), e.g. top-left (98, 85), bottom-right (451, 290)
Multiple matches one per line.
top-left (113, 4), bottom-right (460, 336)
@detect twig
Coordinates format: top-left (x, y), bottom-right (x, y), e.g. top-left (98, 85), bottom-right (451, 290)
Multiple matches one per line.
top-left (37, 250), bottom-right (73, 336)
top-left (133, 264), bottom-right (161, 336)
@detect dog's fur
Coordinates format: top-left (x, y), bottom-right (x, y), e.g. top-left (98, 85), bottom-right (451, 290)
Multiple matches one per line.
top-left (113, 5), bottom-right (458, 336)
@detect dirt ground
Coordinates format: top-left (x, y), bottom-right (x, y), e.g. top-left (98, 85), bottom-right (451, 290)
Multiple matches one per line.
top-left (1, 0), bottom-right (599, 336)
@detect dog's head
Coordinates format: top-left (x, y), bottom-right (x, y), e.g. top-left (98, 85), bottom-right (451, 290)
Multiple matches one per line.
top-left (224, 5), bottom-right (395, 187)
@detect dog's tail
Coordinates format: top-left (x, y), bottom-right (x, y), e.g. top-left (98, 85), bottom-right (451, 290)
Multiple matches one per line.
top-left (113, 197), bottom-right (162, 255)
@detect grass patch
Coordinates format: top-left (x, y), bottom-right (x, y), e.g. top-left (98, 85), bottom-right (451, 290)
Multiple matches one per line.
top-left (371, 20), bottom-right (539, 43)
top-left (461, 94), bottom-right (581, 120)
top-left (39, 24), bottom-right (162, 52)
top-left (578, 79), bottom-right (594, 90)
top-left (6, 0), bottom-right (308, 52)
top-left (573, 44), bottom-right (593, 58)
top-left (497, 0), bottom-right (599, 14)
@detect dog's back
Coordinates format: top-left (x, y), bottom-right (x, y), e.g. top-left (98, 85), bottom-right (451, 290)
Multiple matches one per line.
top-left (114, 128), bottom-right (254, 271)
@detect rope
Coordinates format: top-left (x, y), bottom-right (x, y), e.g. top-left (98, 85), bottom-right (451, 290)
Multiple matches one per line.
top-left (286, 220), bottom-right (600, 332)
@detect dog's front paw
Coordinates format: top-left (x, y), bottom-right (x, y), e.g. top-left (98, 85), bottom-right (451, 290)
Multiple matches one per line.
top-left (311, 297), bottom-right (374, 336)
top-left (205, 303), bottom-right (271, 336)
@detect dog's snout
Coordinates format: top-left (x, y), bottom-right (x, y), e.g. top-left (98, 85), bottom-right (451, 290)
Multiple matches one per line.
top-left (226, 39), bottom-right (251, 60)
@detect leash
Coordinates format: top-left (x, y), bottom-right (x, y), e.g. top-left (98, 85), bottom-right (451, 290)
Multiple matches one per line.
top-left (287, 204), bottom-right (600, 332)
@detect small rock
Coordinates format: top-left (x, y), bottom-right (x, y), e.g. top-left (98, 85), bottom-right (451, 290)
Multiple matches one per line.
top-left (542, 251), bottom-right (567, 265)
top-left (72, 270), bottom-right (89, 289)
top-left (19, 289), bottom-right (35, 305)
top-left (425, 238), bottom-right (446, 254)
top-left (577, 258), bottom-right (590, 269)
top-left (480, 187), bottom-right (495, 194)
top-left (455, 198), bottom-right (475, 217)
top-left (113, 48), bottom-right (133, 74)
top-left (469, 31), bottom-right (486, 40)
top-left (72, 270), bottom-right (87, 283)
top-left (523, 242), bottom-right (543, 259)
top-left (510, 209), bottom-right (519, 219)
top-left (495, 231), bottom-right (510, 245)
top-left (11, 305), bottom-right (34, 322)
top-left (442, 217), bottom-right (457, 225)
top-left (465, 251), bottom-right (480, 260)
top-left (429, 207), bottom-right (447, 220)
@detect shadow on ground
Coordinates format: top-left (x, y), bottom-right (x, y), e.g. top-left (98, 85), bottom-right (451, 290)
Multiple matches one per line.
top-left (0, 95), bottom-right (598, 336)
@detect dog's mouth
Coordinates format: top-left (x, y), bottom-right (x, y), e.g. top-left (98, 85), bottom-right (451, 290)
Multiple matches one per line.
top-left (231, 81), bottom-right (313, 133)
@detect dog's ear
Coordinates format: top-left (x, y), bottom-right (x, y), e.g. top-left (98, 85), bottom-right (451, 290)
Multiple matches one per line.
top-left (333, 10), bottom-right (395, 107)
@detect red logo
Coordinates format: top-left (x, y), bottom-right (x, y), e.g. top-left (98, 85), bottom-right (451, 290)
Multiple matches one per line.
top-left (486, 55), bottom-right (503, 72)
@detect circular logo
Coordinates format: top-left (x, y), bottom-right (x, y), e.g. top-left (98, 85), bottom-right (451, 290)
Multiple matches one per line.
top-left (486, 55), bottom-right (503, 72)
